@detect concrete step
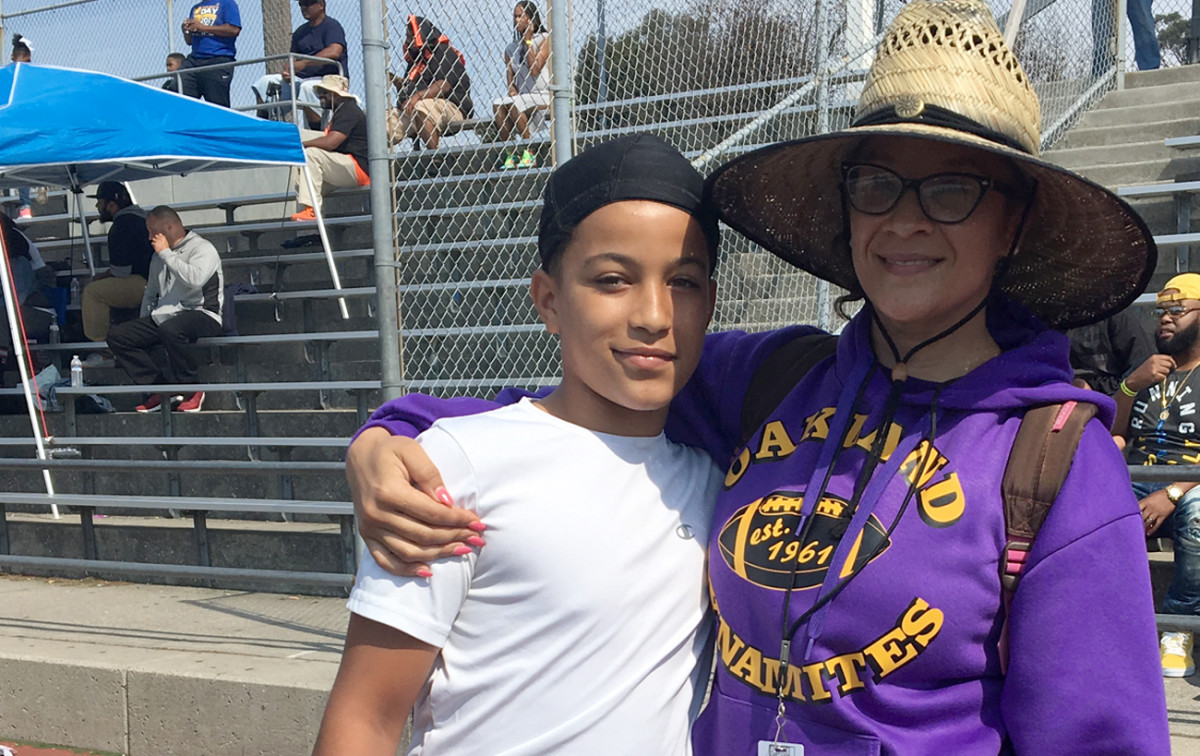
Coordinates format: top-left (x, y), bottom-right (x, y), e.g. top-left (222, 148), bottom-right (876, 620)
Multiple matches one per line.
top-left (1122, 196), bottom-right (1194, 236)
top-left (1044, 139), bottom-right (1179, 171)
top-left (0, 465), bottom-right (348, 503)
top-left (1, 514), bottom-right (350, 586)
top-left (1089, 79), bottom-right (1200, 110)
top-left (1055, 117), bottom-right (1200, 149)
top-left (1061, 157), bottom-right (1200, 188)
top-left (0, 408), bottom-right (361, 439)
top-left (0, 574), bottom-right (364, 756)
top-left (1074, 97), bottom-right (1200, 129)
top-left (1124, 63), bottom-right (1200, 88)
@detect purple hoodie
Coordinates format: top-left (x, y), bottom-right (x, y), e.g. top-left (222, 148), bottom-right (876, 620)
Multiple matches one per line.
top-left (358, 298), bottom-right (1168, 755)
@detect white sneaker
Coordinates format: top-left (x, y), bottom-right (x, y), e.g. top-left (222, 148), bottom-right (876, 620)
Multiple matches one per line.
top-left (1161, 631), bottom-right (1195, 678)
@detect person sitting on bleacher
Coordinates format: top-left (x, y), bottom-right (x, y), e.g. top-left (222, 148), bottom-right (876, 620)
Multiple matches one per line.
top-left (289, 74), bottom-right (369, 223)
top-left (0, 214), bottom-right (54, 369)
top-left (387, 15), bottom-right (474, 150)
top-left (81, 182), bottom-right (154, 355)
top-left (492, 1), bottom-right (549, 169)
top-left (250, 0), bottom-right (348, 129)
top-left (1115, 273), bottom-right (1200, 680)
top-left (107, 205), bottom-right (223, 414)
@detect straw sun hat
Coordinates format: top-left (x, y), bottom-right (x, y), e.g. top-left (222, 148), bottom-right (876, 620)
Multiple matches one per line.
top-left (313, 74), bottom-right (353, 98)
top-left (705, 0), bottom-right (1155, 329)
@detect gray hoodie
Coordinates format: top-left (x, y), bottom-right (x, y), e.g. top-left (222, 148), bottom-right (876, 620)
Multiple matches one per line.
top-left (140, 230), bottom-right (224, 326)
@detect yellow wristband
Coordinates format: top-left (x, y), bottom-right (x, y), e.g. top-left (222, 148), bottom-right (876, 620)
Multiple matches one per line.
top-left (1120, 379), bottom-right (1137, 398)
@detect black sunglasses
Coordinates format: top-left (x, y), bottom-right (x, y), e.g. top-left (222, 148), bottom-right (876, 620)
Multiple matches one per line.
top-left (842, 163), bottom-right (1016, 225)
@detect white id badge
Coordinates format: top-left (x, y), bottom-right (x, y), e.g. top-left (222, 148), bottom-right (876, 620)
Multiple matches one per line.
top-left (757, 741), bottom-right (804, 756)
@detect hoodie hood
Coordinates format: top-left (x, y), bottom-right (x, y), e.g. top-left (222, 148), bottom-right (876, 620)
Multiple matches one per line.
top-left (406, 16), bottom-right (445, 57)
top-left (834, 293), bottom-right (1116, 428)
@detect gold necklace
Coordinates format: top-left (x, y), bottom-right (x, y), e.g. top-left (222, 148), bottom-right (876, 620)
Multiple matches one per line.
top-left (1160, 363), bottom-right (1200, 420)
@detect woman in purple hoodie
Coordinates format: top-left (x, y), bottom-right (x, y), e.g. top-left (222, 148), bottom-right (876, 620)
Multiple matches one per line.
top-left (344, 1), bottom-right (1169, 752)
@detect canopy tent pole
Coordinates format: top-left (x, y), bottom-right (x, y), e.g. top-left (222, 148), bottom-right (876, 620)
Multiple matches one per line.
top-left (0, 226), bottom-right (58, 518)
top-left (68, 171), bottom-right (96, 276)
top-left (301, 164), bottom-right (349, 320)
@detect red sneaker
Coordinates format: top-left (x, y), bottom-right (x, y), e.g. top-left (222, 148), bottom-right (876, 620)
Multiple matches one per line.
top-left (176, 391), bottom-right (205, 413)
top-left (135, 393), bottom-right (163, 413)
top-left (135, 393), bottom-right (183, 413)
top-left (17, 206), bottom-right (31, 219)
top-left (290, 206), bottom-right (316, 222)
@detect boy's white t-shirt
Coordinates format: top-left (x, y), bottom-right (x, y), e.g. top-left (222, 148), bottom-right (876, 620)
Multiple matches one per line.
top-left (348, 398), bottom-right (721, 755)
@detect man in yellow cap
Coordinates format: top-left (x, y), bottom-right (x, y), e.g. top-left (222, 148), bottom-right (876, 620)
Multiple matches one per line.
top-left (1117, 272), bottom-right (1200, 678)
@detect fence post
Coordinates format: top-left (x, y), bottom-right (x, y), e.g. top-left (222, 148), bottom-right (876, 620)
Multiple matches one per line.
top-left (361, 0), bottom-right (404, 401)
top-left (548, 0), bottom-right (574, 167)
top-left (1117, 0), bottom-right (1128, 89)
top-left (1192, 0), bottom-right (1200, 63)
top-left (815, 0), bottom-right (832, 332)
top-left (596, 0), bottom-right (609, 130)
top-left (815, 0), bottom-right (830, 134)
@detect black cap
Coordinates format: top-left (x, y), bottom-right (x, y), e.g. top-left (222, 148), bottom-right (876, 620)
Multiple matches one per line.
top-left (538, 134), bottom-right (719, 270)
top-left (89, 181), bottom-right (130, 203)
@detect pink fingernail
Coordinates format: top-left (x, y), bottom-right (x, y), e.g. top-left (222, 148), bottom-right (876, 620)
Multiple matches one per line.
top-left (467, 536), bottom-right (486, 547)
top-left (435, 487), bottom-right (454, 507)
top-left (468, 521), bottom-right (487, 532)
top-left (416, 568), bottom-right (433, 578)
top-left (453, 545), bottom-right (472, 556)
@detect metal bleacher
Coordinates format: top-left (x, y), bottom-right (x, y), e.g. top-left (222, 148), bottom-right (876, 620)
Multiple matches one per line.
top-left (0, 178), bottom-right (381, 593)
top-left (0, 73), bottom-right (840, 593)
top-left (1118, 134), bottom-right (1200, 303)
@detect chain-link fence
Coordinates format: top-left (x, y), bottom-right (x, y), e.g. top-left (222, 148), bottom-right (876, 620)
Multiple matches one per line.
top-left (4, 0), bottom-right (1184, 397)
top-left (379, 0), bottom-right (1147, 396)
top-left (0, 0), bottom-right (366, 110)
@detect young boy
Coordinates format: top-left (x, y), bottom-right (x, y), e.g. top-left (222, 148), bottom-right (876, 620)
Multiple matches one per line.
top-left (312, 134), bottom-right (723, 755)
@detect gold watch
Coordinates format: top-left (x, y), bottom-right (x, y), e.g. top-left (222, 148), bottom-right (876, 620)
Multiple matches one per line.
top-left (1166, 485), bottom-right (1185, 504)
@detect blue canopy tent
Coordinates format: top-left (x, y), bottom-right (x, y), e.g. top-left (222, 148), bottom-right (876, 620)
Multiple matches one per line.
top-left (0, 63), bottom-right (305, 186)
top-left (0, 63), bottom-right (339, 513)
top-left (0, 63), bottom-right (346, 288)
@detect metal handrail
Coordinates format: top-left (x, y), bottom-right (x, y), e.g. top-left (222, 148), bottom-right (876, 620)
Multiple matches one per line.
top-left (1128, 466), bottom-right (1200, 483)
top-left (134, 52), bottom-right (347, 126)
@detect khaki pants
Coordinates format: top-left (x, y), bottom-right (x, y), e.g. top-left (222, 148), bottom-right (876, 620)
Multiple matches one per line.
top-left (387, 98), bottom-right (465, 145)
top-left (82, 274), bottom-right (147, 341)
top-left (293, 129), bottom-right (365, 211)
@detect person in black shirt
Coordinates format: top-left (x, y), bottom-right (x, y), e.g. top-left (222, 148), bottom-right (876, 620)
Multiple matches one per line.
top-left (387, 15), bottom-right (474, 149)
top-left (163, 53), bottom-right (186, 93)
top-left (290, 75), bottom-right (369, 222)
top-left (0, 214), bottom-right (53, 367)
top-left (1067, 307), bottom-right (1153, 395)
top-left (81, 181), bottom-right (156, 343)
top-left (1115, 273), bottom-right (1200, 678)
top-left (250, 0), bottom-right (348, 128)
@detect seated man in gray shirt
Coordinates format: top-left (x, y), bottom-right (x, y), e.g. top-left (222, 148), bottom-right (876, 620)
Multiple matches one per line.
top-left (106, 205), bottom-right (224, 413)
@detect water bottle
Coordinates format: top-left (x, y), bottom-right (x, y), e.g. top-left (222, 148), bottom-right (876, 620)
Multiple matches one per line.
top-left (48, 317), bottom-right (59, 345)
top-left (70, 354), bottom-right (83, 387)
top-left (69, 278), bottom-right (80, 305)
